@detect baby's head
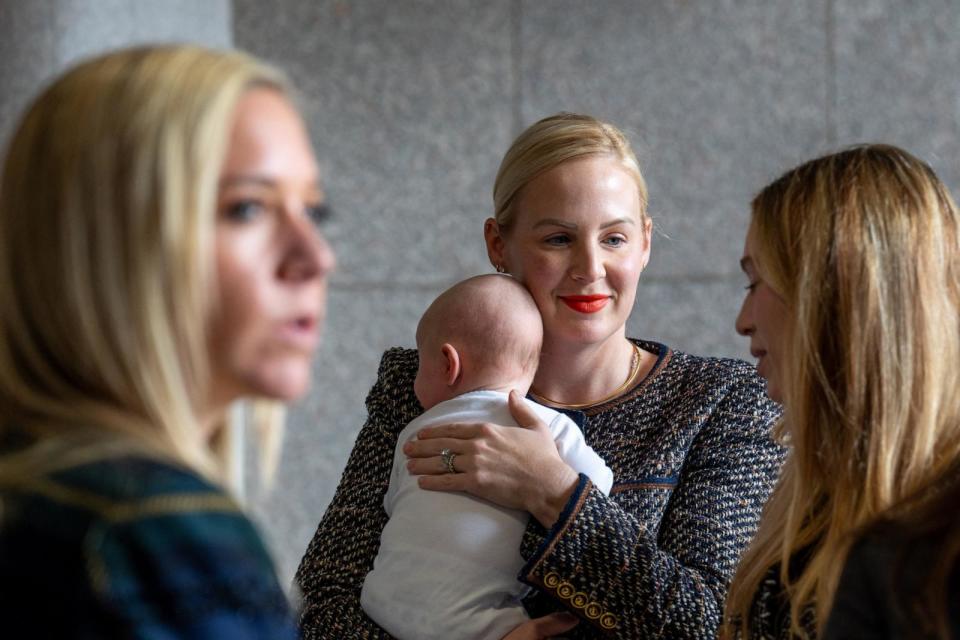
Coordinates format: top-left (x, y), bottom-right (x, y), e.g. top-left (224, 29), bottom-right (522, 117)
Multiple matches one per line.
top-left (414, 274), bottom-right (542, 410)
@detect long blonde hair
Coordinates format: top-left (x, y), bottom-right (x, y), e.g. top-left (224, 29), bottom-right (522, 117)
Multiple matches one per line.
top-left (492, 112), bottom-right (649, 229)
top-left (0, 45), bottom-right (288, 485)
top-left (724, 144), bottom-right (960, 638)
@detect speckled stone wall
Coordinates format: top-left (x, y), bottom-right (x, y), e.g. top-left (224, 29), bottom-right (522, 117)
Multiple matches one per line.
top-left (233, 0), bottom-right (960, 585)
top-left (0, 0), bottom-right (232, 148)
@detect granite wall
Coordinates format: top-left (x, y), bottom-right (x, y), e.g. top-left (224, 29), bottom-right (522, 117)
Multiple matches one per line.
top-left (0, 0), bottom-right (232, 146)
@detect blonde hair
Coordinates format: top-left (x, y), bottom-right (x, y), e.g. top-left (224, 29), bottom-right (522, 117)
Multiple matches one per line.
top-left (418, 274), bottom-right (543, 382)
top-left (492, 112), bottom-right (649, 229)
top-left (724, 145), bottom-right (960, 638)
top-left (0, 45), bottom-right (289, 487)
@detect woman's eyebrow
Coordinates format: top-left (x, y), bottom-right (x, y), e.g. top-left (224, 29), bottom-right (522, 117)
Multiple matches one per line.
top-left (219, 175), bottom-right (324, 196)
top-left (531, 217), bottom-right (634, 230)
top-left (219, 175), bottom-right (276, 188)
top-left (739, 256), bottom-right (754, 273)
top-left (532, 218), bottom-right (577, 230)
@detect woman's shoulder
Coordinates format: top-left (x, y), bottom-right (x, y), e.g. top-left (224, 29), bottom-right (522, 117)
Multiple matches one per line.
top-left (615, 340), bottom-right (783, 447)
top-left (636, 338), bottom-right (771, 401)
top-left (366, 347), bottom-right (422, 427)
top-left (655, 341), bottom-right (759, 378)
top-left (1, 453), bottom-right (262, 551)
top-left (4, 454), bottom-right (250, 544)
top-left (837, 521), bottom-right (960, 636)
top-left (377, 346), bottom-right (419, 377)
top-left (55, 454), bottom-right (226, 503)
top-left (2, 454), bottom-right (272, 585)
top-left (1, 453), bottom-right (226, 507)
top-left (1, 453), bottom-right (291, 633)
top-left (850, 509), bottom-right (955, 583)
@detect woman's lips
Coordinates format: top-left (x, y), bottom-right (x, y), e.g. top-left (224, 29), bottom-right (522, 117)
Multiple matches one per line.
top-left (279, 316), bottom-right (320, 351)
top-left (752, 350), bottom-right (768, 377)
top-left (560, 295), bottom-right (609, 314)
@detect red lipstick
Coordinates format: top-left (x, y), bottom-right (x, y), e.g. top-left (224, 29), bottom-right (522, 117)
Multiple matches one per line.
top-left (560, 295), bottom-right (609, 314)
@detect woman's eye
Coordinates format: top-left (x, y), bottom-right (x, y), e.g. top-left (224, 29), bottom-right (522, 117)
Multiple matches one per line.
top-left (603, 236), bottom-right (626, 247)
top-left (545, 234), bottom-right (570, 246)
top-left (744, 281), bottom-right (758, 292)
top-left (307, 202), bottom-right (332, 226)
top-left (225, 199), bottom-right (265, 222)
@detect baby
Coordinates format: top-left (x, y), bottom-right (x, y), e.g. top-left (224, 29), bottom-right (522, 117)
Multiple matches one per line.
top-left (360, 274), bottom-right (613, 640)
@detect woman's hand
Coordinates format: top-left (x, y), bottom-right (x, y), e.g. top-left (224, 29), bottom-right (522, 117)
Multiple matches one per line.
top-left (501, 613), bottom-right (579, 639)
top-left (405, 390), bottom-right (580, 527)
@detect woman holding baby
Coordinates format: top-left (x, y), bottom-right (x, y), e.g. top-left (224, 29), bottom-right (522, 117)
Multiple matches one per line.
top-left (297, 113), bottom-right (784, 639)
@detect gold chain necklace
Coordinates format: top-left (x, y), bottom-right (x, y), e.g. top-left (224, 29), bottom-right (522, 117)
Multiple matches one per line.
top-left (529, 342), bottom-right (643, 410)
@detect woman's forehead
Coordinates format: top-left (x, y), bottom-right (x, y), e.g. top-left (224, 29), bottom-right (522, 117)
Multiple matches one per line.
top-left (512, 159), bottom-right (642, 225)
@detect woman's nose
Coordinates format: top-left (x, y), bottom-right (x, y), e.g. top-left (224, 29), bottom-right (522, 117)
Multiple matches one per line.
top-left (735, 295), bottom-right (753, 336)
top-left (278, 212), bottom-right (336, 282)
top-left (570, 243), bottom-right (604, 282)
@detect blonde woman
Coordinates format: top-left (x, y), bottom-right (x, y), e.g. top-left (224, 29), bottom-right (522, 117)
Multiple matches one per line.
top-left (0, 45), bottom-right (334, 637)
top-left (726, 144), bottom-right (960, 638)
top-left (297, 113), bottom-right (784, 639)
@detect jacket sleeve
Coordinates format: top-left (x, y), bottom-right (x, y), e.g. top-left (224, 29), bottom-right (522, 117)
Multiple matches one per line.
top-left (519, 370), bottom-right (785, 638)
top-left (295, 348), bottom-right (421, 639)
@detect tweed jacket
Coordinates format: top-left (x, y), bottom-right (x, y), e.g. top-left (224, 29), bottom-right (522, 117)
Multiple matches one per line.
top-left (0, 453), bottom-right (298, 639)
top-left (296, 340), bottom-right (784, 639)
top-left (739, 552), bottom-right (817, 639)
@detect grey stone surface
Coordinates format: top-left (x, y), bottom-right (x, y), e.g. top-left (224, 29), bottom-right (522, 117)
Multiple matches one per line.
top-left (519, 0), bottom-right (829, 282)
top-left (55, 0), bottom-right (233, 65)
top-left (1, 0), bottom-right (232, 149)
top-left (0, 2), bottom-right (63, 149)
top-left (628, 277), bottom-right (754, 363)
top-left (834, 0), bottom-right (960, 192)
top-left (234, 0), bottom-right (514, 287)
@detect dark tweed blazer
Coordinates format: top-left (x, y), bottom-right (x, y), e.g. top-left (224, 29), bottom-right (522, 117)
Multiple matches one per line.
top-left (296, 340), bottom-right (784, 639)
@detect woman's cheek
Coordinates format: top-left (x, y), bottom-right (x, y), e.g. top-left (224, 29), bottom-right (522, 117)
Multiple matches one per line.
top-left (530, 253), bottom-right (562, 281)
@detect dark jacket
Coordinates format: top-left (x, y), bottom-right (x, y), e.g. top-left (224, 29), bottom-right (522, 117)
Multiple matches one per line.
top-left (0, 454), bottom-right (298, 639)
top-left (824, 527), bottom-right (960, 639)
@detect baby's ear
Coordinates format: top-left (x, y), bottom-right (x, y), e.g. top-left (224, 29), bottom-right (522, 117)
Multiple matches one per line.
top-left (440, 343), bottom-right (461, 386)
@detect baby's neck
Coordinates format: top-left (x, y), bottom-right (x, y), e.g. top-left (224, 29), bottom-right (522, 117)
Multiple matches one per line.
top-left (450, 371), bottom-right (533, 401)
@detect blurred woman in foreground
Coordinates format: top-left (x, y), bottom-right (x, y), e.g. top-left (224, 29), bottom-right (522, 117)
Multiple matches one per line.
top-left (0, 45), bottom-right (334, 637)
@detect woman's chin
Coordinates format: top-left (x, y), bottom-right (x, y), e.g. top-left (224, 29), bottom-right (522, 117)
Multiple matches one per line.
top-left (763, 380), bottom-right (783, 404)
top-left (545, 323), bottom-right (624, 348)
top-left (246, 364), bottom-right (314, 402)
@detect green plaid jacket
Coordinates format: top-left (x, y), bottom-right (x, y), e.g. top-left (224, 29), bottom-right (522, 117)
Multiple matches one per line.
top-left (0, 454), bottom-right (298, 639)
